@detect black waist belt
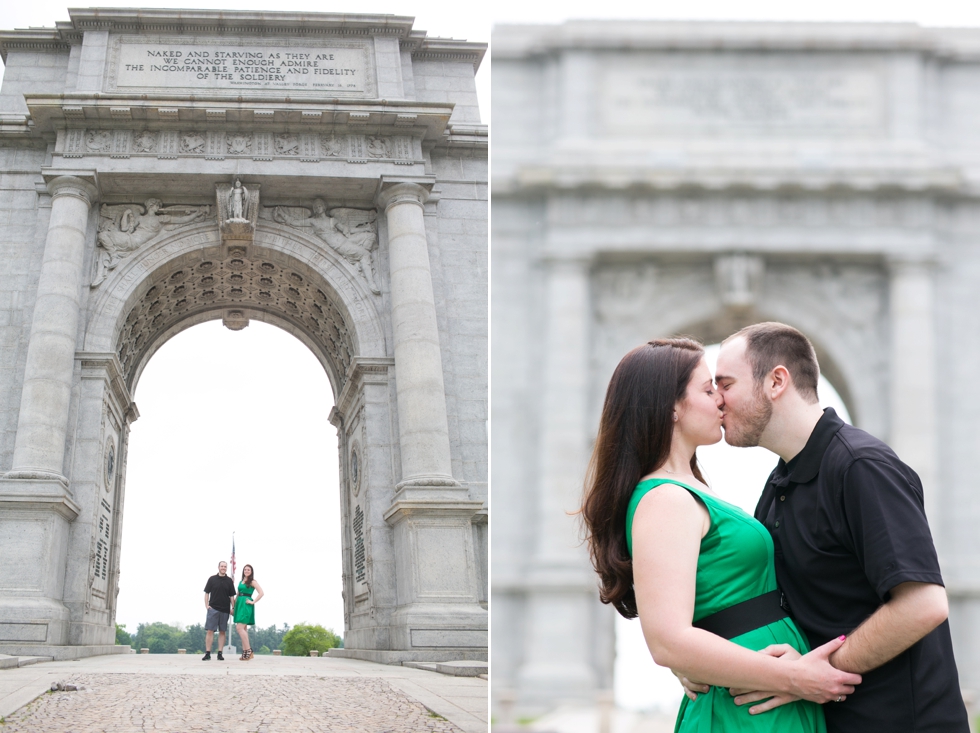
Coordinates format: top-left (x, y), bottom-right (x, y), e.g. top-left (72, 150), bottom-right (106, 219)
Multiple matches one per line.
top-left (693, 590), bottom-right (789, 640)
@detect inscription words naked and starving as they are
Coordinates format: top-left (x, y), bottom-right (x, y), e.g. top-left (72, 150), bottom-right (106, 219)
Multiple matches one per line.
top-left (600, 61), bottom-right (884, 134)
top-left (113, 39), bottom-right (368, 93)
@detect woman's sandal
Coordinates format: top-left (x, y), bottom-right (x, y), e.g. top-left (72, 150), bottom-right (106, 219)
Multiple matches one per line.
top-left (243, 648), bottom-right (253, 661)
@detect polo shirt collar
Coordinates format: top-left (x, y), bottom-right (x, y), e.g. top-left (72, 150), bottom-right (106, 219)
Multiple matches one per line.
top-left (774, 407), bottom-right (845, 486)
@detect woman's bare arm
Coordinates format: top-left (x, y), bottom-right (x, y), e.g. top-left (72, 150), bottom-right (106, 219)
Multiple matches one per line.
top-left (632, 485), bottom-right (860, 703)
top-left (249, 581), bottom-right (264, 604)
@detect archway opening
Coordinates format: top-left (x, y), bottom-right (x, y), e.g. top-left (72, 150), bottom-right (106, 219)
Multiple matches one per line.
top-left (614, 342), bottom-right (852, 714)
top-left (115, 320), bottom-right (342, 651)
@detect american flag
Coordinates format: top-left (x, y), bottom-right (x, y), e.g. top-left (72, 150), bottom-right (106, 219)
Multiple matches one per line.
top-left (230, 534), bottom-right (236, 580)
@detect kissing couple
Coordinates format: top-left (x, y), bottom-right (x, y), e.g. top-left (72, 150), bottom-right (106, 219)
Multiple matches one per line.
top-left (581, 322), bottom-right (968, 732)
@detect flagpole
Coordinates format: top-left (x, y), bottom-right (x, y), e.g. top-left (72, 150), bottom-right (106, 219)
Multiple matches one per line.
top-left (226, 532), bottom-right (237, 656)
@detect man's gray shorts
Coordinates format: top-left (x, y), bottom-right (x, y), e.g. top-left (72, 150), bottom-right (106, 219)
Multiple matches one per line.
top-left (205, 607), bottom-right (229, 632)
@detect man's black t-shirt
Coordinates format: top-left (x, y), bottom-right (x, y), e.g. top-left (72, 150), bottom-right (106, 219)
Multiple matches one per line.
top-left (203, 574), bottom-right (236, 613)
top-left (755, 408), bottom-right (968, 733)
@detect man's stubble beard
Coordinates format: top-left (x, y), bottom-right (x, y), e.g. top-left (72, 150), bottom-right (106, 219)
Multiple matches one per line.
top-left (724, 386), bottom-right (773, 448)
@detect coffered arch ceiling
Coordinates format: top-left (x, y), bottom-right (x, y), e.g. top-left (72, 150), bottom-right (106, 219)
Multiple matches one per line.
top-left (113, 240), bottom-right (365, 396)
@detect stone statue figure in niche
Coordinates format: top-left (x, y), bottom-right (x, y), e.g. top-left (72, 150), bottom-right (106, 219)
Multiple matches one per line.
top-left (273, 201), bottom-right (381, 294)
top-left (228, 179), bottom-right (250, 223)
top-left (92, 199), bottom-right (211, 287)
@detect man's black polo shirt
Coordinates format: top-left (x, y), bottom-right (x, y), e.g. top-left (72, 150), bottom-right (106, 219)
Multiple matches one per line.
top-left (755, 408), bottom-right (968, 732)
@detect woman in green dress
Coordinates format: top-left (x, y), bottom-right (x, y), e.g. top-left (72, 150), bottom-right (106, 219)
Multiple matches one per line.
top-left (233, 564), bottom-right (264, 661)
top-left (580, 339), bottom-right (861, 732)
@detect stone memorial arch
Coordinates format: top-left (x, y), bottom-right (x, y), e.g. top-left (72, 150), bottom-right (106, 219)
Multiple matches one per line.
top-left (493, 20), bottom-right (980, 711)
top-left (0, 8), bottom-right (487, 661)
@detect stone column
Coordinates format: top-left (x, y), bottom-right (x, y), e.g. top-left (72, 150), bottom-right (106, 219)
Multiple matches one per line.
top-left (0, 175), bottom-right (94, 649)
top-left (888, 257), bottom-right (939, 543)
top-left (518, 256), bottom-right (605, 703)
top-left (7, 175), bottom-right (98, 482)
top-left (374, 181), bottom-right (486, 656)
top-left (376, 182), bottom-right (456, 490)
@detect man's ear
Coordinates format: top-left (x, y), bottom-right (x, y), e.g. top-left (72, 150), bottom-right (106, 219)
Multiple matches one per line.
top-left (769, 365), bottom-right (792, 401)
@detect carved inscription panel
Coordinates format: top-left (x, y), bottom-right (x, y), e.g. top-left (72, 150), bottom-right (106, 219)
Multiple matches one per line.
top-left (107, 36), bottom-right (374, 96)
top-left (352, 502), bottom-right (367, 597)
top-left (599, 55), bottom-right (885, 135)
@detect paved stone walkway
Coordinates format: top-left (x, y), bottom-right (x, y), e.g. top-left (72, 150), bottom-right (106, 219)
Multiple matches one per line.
top-left (0, 654), bottom-right (487, 733)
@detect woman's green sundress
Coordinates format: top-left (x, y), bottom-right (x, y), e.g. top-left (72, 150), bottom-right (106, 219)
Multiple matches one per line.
top-left (233, 582), bottom-right (255, 625)
top-left (626, 478), bottom-right (825, 733)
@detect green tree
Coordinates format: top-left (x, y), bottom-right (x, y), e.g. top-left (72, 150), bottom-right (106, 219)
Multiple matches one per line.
top-left (132, 622), bottom-right (183, 653)
top-left (179, 623), bottom-right (208, 653)
top-left (115, 623), bottom-right (132, 647)
top-left (281, 624), bottom-right (341, 656)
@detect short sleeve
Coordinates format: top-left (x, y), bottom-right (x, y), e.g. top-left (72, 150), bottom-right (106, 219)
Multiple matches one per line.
top-left (841, 458), bottom-right (944, 600)
top-left (203, 577), bottom-right (213, 594)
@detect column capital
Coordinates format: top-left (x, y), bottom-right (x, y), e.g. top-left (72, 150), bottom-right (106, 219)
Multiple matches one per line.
top-left (886, 252), bottom-right (938, 273)
top-left (45, 175), bottom-right (98, 206)
top-left (375, 180), bottom-right (432, 212)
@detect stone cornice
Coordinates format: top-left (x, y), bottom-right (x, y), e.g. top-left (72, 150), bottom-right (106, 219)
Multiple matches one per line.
top-left (23, 95), bottom-right (454, 141)
top-left (78, 352), bottom-right (138, 424)
top-left (2, 10), bottom-right (486, 65)
top-left (492, 21), bottom-right (980, 61)
top-left (436, 124), bottom-right (488, 155)
top-left (0, 29), bottom-right (70, 60)
top-left (407, 38), bottom-right (487, 72)
top-left (337, 356), bottom-right (394, 416)
top-left (69, 9), bottom-right (417, 38)
top-left (494, 164), bottom-right (964, 196)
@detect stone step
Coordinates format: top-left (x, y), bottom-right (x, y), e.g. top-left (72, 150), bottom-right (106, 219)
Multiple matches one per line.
top-left (402, 659), bottom-right (488, 677)
top-left (17, 655), bottom-right (53, 667)
top-left (0, 644), bottom-right (129, 661)
top-left (402, 661), bottom-right (439, 672)
top-left (0, 654), bottom-right (52, 669)
top-left (328, 648), bottom-right (486, 665)
top-left (434, 660), bottom-right (487, 677)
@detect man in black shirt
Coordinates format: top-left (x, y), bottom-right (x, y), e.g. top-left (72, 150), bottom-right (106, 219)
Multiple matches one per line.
top-left (202, 560), bottom-right (236, 661)
top-left (708, 322), bottom-right (968, 732)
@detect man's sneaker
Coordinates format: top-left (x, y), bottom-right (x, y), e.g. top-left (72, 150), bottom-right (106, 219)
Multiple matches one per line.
top-left (217, 651), bottom-right (224, 661)
top-left (202, 651), bottom-right (211, 661)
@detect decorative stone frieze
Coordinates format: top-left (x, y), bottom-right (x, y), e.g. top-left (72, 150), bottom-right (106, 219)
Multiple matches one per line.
top-left (61, 128), bottom-right (420, 164)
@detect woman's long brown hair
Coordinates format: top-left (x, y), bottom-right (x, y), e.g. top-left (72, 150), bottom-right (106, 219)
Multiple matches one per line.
top-left (581, 338), bottom-right (705, 619)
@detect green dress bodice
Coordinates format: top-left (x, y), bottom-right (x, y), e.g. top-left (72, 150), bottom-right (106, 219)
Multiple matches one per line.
top-left (627, 478), bottom-right (825, 733)
top-left (233, 581), bottom-right (256, 626)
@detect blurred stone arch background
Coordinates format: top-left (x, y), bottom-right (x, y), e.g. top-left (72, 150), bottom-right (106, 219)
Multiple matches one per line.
top-left (491, 18), bottom-right (980, 719)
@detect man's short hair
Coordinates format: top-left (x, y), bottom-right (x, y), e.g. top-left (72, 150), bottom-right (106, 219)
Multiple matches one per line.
top-left (724, 322), bottom-right (820, 404)
top-left (218, 561), bottom-right (227, 567)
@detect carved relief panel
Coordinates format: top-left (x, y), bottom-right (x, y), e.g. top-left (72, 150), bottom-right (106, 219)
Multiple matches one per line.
top-left (60, 129), bottom-right (420, 165)
top-left (92, 199), bottom-right (214, 288)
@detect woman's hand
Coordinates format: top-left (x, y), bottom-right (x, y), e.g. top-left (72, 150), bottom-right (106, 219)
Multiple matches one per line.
top-left (730, 644), bottom-right (804, 714)
top-left (786, 636), bottom-right (862, 703)
top-left (247, 600), bottom-right (255, 605)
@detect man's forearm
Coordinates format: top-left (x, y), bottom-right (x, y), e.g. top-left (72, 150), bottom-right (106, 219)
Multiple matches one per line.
top-left (830, 582), bottom-right (948, 674)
